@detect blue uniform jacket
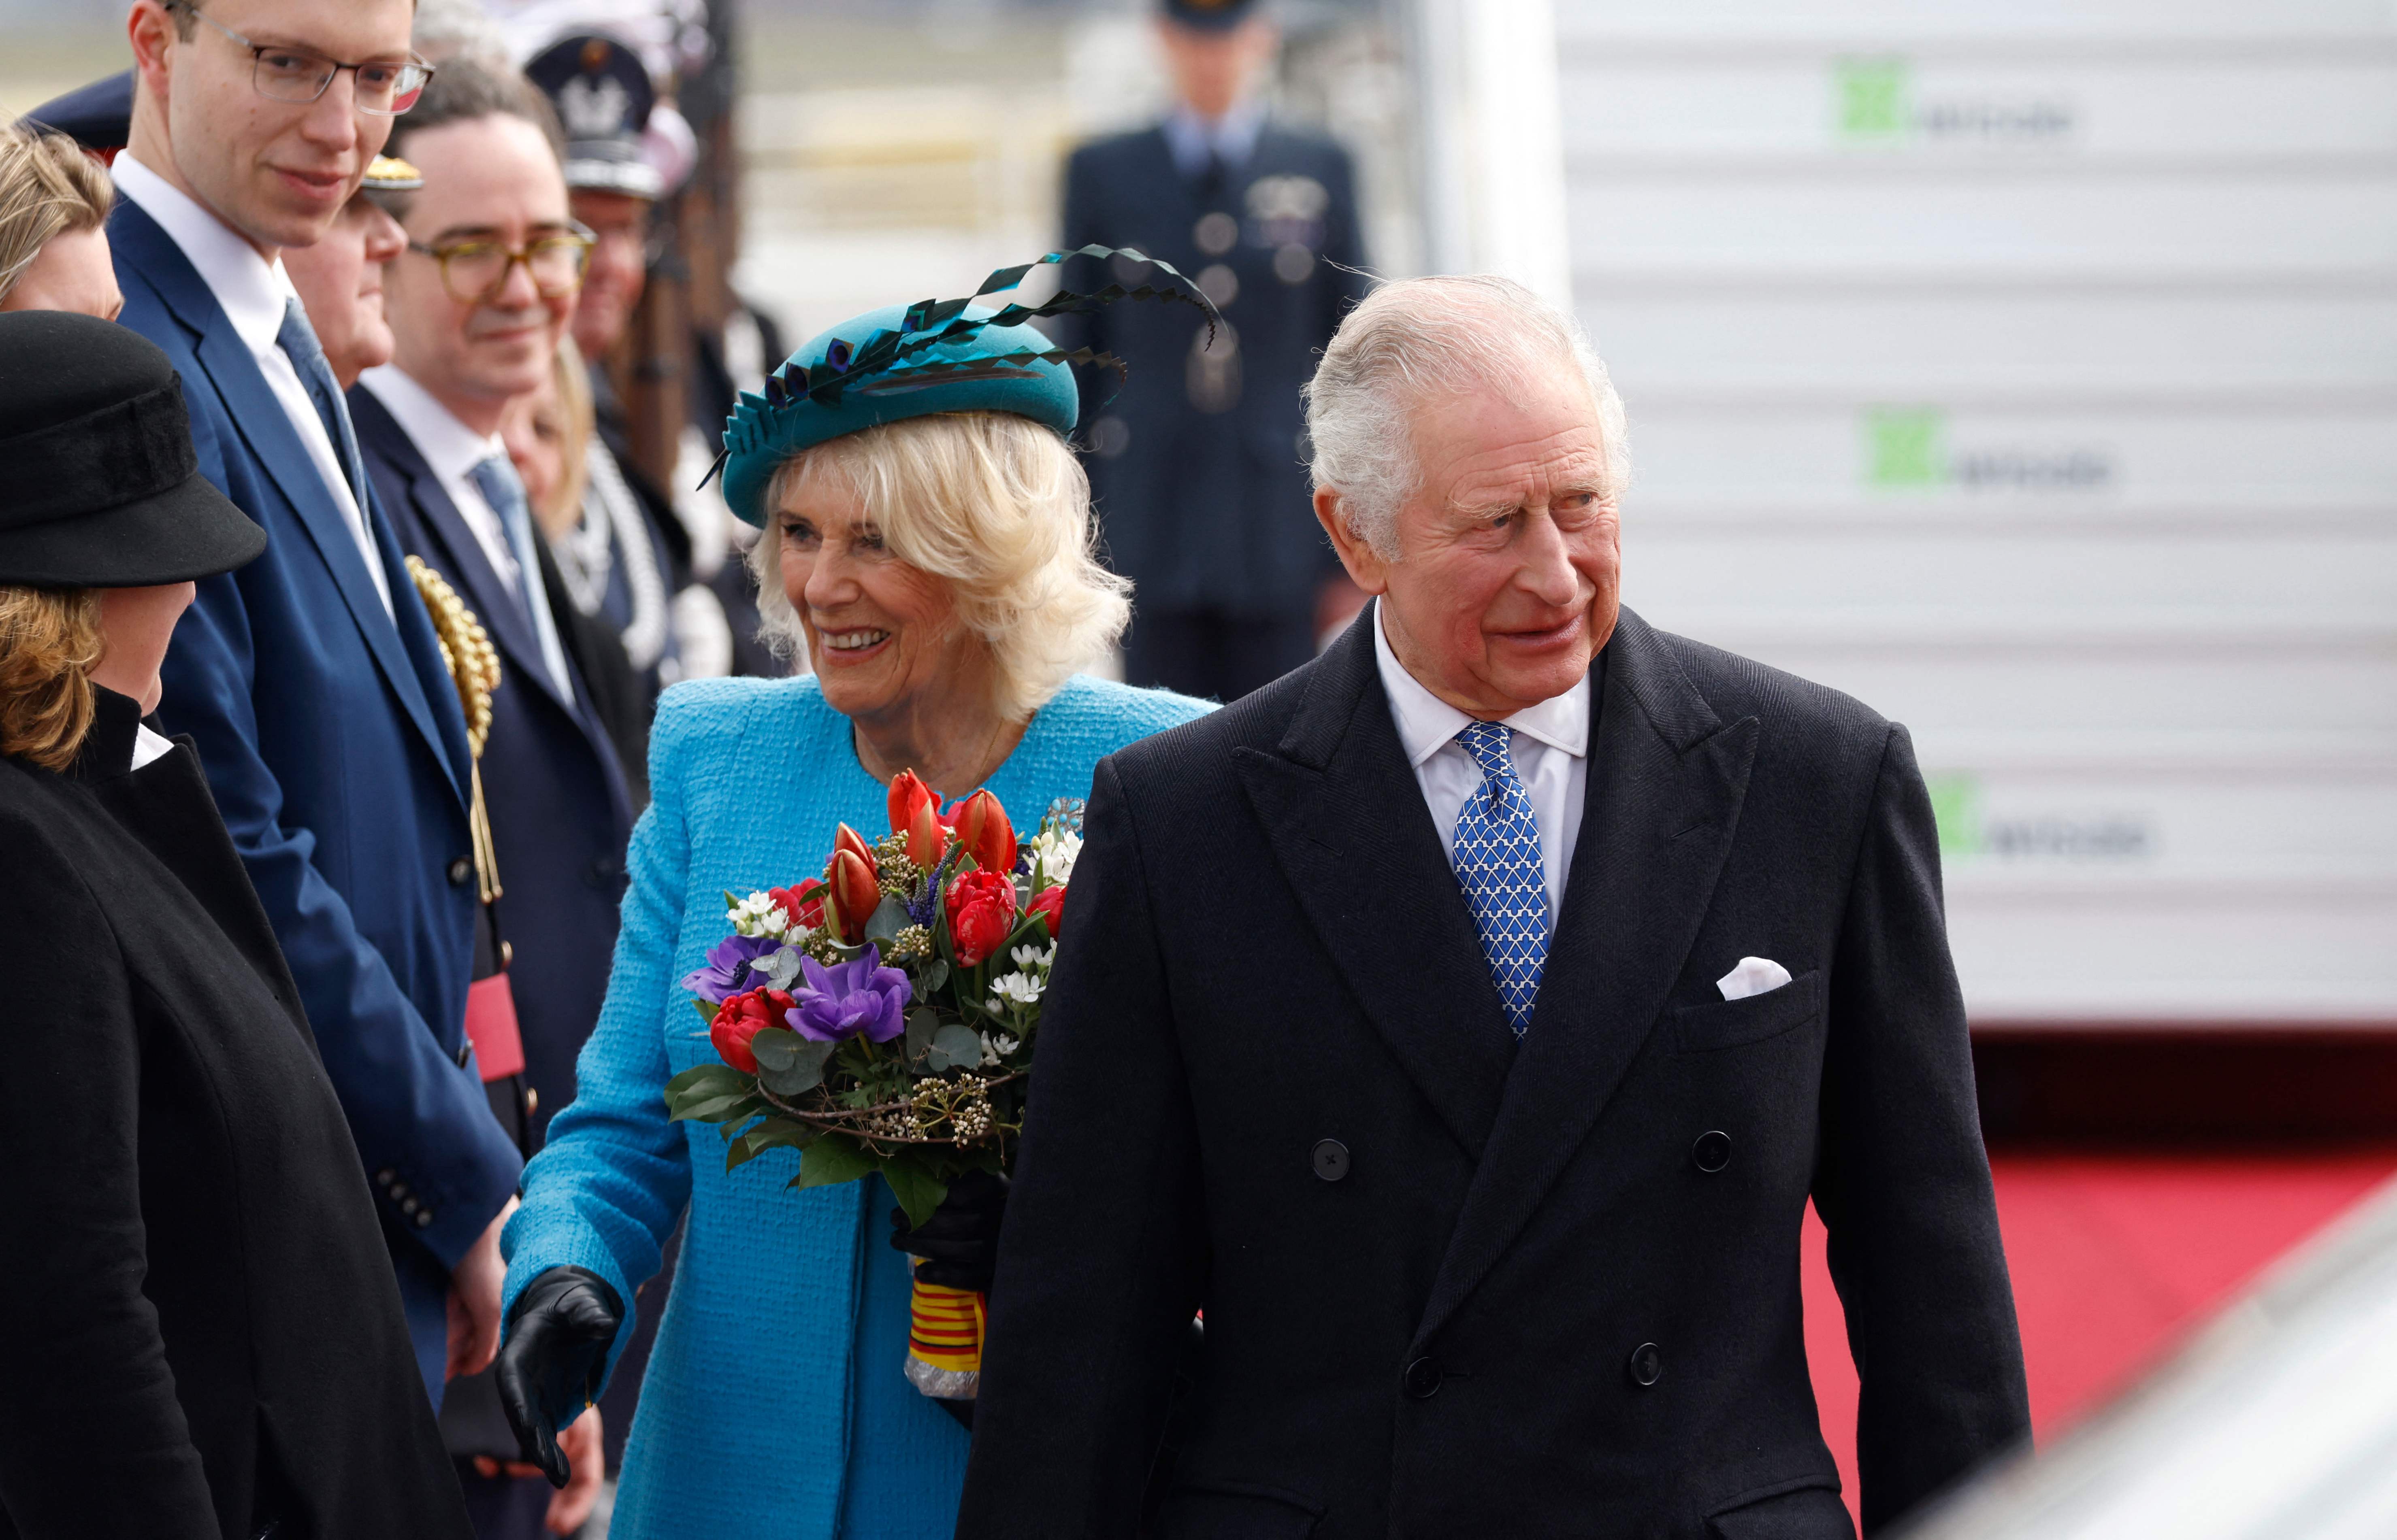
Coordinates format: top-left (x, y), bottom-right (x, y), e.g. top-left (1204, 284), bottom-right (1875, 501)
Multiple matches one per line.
top-left (111, 198), bottom-right (524, 1398)
top-left (1059, 123), bottom-right (1370, 618)
top-left (350, 384), bottom-right (637, 1151)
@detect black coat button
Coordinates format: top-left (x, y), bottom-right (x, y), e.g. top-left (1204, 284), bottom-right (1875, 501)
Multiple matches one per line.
top-left (1692, 1130), bottom-right (1732, 1174)
top-left (447, 856), bottom-right (473, 886)
top-left (1402, 1357), bottom-right (1443, 1399)
top-left (1628, 1342), bottom-right (1663, 1387)
top-left (1311, 1139), bottom-right (1350, 1182)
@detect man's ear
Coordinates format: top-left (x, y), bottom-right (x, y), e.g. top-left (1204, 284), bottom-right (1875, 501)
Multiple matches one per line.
top-left (1314, 487), bottom-right (1390, 596)
top-left (127, 1), bottom-right (178, 103)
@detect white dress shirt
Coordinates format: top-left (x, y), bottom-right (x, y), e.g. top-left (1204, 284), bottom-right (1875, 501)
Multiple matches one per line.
top-left (1374, 599), bottom-right (1590, 923)
top-left (1163, 98), bottom-right (1267, 179)
top-left (357, 366), bottom-right (574, 696)
top-left (111, 154), bottom-right (391, 616)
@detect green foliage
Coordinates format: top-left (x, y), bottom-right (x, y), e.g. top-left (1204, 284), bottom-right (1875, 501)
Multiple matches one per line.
top-left (750, 1027), bottom-right (836, 1097)
top-left (927, 1022), bottom-right (983, 1072)
top-left (795, 1136), bottom-right (877, 1190)
top-left (884, 1162), bottom-right (949, 1231)
top-left (664, 1063), bottom-right (759, 1124)
top-left (864, 894), bottom-right (912, 944)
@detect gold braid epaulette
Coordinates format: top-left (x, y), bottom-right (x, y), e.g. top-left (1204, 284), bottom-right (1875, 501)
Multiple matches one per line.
top-left (405, 555), bottom-right (504, 903)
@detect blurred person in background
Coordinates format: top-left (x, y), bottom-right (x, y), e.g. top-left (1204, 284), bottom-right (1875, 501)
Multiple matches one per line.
top-left (504, 334), bottom-right (660, 805)
top-left (0, 125), bottom-right (120, 319)
top-left (0, 309), bottom-right (475, 1540)
top-left (104, 0), bottom-right (526, 1414)
top-left (347, 58), bottom-right (629, 1536)
top-left (1061, 0), bottom-right (1370, 702)
top-left (521, 31), bottom-right (725, 716)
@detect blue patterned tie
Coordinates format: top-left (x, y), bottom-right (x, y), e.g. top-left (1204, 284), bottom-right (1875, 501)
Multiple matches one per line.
top-left (1451, 720), bottom-right (1550, 1037)
top-left (469, 453), bottom-right (575, 699)
top-left (276, 296), bottom-right (368, 504)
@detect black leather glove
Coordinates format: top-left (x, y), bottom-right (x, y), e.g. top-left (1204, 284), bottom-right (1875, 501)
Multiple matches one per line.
top-left (889, 1169), bottom-right (1010, 1292)
top-left (492, 1266), bottom-right (623, 1489)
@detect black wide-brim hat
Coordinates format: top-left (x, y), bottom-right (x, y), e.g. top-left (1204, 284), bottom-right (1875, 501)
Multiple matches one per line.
top-left (0, 311), bottom-right (264, 587)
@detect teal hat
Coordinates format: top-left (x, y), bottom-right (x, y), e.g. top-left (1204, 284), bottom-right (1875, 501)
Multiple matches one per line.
top-left (715, 246), bottom-right (1216, 527)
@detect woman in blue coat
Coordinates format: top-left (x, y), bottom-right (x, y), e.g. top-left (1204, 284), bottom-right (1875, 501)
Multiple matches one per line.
top-left (491, 281), bottom-right (1212, 1538)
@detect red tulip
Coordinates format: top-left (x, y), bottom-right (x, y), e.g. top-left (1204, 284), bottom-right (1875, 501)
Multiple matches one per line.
top-left (769, 879), bottom-right (826, 932)
top-left (944, 868), bottom-right (1018, 968)
top-left (1025, 884), bottom-right (1066, 940)
top-left (834, 821), bottom-right (877, 874)
top-left (951, 789), bottom-right (1016, 877)
top-left (906, 798), bottom-right (948, 869)
top-left (712, 988), bottom-right (795, 1073)
top-left (888, 769), bottom-right (938, 837)
top-left (825, 847), bottom-right (881, 943)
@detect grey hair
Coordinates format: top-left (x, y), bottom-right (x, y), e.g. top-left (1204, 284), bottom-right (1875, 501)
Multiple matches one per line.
top-left (1302, 274), bottom-right (1629, 561)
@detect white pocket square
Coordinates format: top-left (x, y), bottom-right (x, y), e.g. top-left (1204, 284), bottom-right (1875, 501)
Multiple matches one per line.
top-left (1716, 956), bottom-right (1793, 1002)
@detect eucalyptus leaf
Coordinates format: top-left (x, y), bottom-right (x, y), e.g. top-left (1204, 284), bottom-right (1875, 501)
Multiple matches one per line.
top-left (904, 1007), bottom-right (939, 1066)
top-left (760, 1037), bottom-right (835, 1097)
top-left (865, 894), bottom-right (912, 944)
top-left (883, 1162), bottom-right (949, 1232)
top-left (797, 1136), bottom-right (878, 1190)
top-left (928, 1021), bottom-right (984, 1072)
top-left (756, 945), bottom-right (805, 990)
top-left (748, 1027), bottom-right (802, 1074)
top-left (919, 959), bottom-right (949, 993)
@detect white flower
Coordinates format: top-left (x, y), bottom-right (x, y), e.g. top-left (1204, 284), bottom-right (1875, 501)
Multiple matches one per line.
top-left (1010, 941), bottom-right (1056, 972)
top-left (1031, 827), bottom-right (1082, 884)
top-left (976, 1029), bottom-right (1023, 1068)
top-left (987, 970), bottom-right (1044, 1009)
top-left (727, 891), bottom-right (793, 940)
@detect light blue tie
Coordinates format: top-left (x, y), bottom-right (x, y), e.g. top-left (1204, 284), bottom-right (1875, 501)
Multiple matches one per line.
top-left (468, 452), bottom-right (575, 700)
top-left (275, 297), bottom-right (368, 504)
top-left (1451, 720), bottom-right (1551, 1037)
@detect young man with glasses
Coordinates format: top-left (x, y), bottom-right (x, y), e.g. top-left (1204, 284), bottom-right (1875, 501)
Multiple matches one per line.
top-left (345, 61), bottom-right (633, 1530)
top-left (108, 0), bottom-right (527, 1419)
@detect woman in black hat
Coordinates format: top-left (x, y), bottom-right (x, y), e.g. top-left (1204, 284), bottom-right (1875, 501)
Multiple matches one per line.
top-left (0, 311), bottom-right (475, 1540)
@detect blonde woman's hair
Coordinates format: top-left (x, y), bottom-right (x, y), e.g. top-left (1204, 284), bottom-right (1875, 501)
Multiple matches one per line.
top-left (748, 412), bottom-right (1131, 722)
top-left (0, 585), bottom-right (104, 770)
top-left (545, 334), bottom-right (594, 527)
top-left (0, 128), bottom-right (113, 304)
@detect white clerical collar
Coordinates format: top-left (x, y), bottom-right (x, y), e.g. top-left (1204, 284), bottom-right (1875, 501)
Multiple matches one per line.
top-left (130, 723), bottom-right (176, 772)
top-left (1373, 598), bottom-right (1592, 770)
top-left (1163, 98), bottom-right (1267, 179)
top-left (359, 365), bottom-right (506, 481)
top-left (112, 153), bottom-right (298, 355)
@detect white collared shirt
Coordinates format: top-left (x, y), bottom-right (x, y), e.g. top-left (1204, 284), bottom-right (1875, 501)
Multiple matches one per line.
top-left (358, 366), bottom-right (574, 697)
top-left (1374, 599), bottom-right (1590, 923)
top-left (111, 154), bottom-right (391, 616)
top-left (1163, 98), bottom-right (1267, 180)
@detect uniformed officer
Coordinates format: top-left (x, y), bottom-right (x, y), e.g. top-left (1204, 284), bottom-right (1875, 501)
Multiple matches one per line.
top-left (523, 32), bottom-right (731, 713)
top-left (1061, 0), bottom-right (1370, 702)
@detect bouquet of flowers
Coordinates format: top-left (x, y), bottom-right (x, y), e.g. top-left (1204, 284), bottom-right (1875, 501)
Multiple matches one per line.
top-left (663, 772), bottom-right (1079, 1398)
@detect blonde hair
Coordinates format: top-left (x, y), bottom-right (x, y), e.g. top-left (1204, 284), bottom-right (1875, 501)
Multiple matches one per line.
top-left (0, 585), bottom-right (104, 770)
top-left (0, 127), bottom-right (113, 304)
top-left (748, 412), bottom-right (1131, 722)
top-left (544, 334), bottom-right (594, 527)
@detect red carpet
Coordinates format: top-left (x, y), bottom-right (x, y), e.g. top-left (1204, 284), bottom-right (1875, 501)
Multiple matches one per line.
top-left (1800, 1146), bottom-right (2397, 1529)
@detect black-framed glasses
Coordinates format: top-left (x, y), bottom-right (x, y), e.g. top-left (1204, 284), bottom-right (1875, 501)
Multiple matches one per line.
top-left (167, 0), bottom-right (433, 116)
top-left (407, 225), bottom-right (597, 304)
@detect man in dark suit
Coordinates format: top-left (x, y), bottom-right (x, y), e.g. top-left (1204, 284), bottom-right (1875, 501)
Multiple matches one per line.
top-left (348, 59), bottom-right (630, 1534)
top-left (1061, 0), bottom-right (1370, 701)
top-left (106, 0), bottom-right (522, 1406)
top-left (959, 276), bottom-right (2030, 1538)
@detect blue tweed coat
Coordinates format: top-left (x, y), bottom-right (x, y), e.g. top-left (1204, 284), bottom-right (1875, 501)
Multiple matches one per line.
top-left (502, 672), bottom-right (1210, 1539)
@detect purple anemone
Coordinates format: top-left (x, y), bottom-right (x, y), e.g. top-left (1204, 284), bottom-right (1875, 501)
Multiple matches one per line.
top-left (680, 934), bottom-right (784, 1005)
top-left (784, 944), bottom-right (911, 1044)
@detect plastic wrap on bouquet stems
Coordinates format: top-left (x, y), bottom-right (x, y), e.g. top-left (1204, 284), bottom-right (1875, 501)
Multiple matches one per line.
top-left (905, 1261), bottom-right (986, 1400)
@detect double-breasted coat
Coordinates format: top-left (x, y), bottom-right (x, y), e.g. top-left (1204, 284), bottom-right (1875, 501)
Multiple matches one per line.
top-left (959, 609), bottom-right (2030, 1539)
top-left (0, 689), bottom-right (472, 1539)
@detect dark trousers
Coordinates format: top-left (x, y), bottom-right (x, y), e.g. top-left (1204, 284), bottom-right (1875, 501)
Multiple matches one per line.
top-left (1124, 608), bottom-right (1315, 703)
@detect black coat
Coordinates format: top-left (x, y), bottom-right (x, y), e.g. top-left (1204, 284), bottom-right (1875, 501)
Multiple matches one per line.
top-left (959, 609), bottom-right (2030, 1540)
top-left (0, 690), bottom-right (471, 1540)
top-left (1060, 124), bottom-right (1370, 619)
top-left (349, 387), bottom-right (638, 1150)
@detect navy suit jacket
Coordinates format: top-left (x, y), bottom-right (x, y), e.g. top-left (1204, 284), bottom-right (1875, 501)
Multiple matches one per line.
top-left (350, 385), bottom-right (636, 1151)
top-left (111, 198), bottom-right (524, 1386)
top-left (1060, 123), bottom-right (1369, 619)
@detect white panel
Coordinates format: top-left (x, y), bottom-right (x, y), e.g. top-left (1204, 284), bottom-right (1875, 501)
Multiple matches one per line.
top-left (1553, 0), bottom-right (2397, 49)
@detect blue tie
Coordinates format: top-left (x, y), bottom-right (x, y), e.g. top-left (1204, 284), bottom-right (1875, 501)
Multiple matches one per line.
top-left (275, 297), bottom-right (367, 504)
top-left (1451, 720), bottom-right (1551, 1037)
top-left (468, 453), bottom-right (575, 700)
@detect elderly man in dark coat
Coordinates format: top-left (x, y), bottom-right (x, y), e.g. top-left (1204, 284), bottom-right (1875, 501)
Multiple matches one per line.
top-left (959, 276), bottom-right (2030, 1539)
